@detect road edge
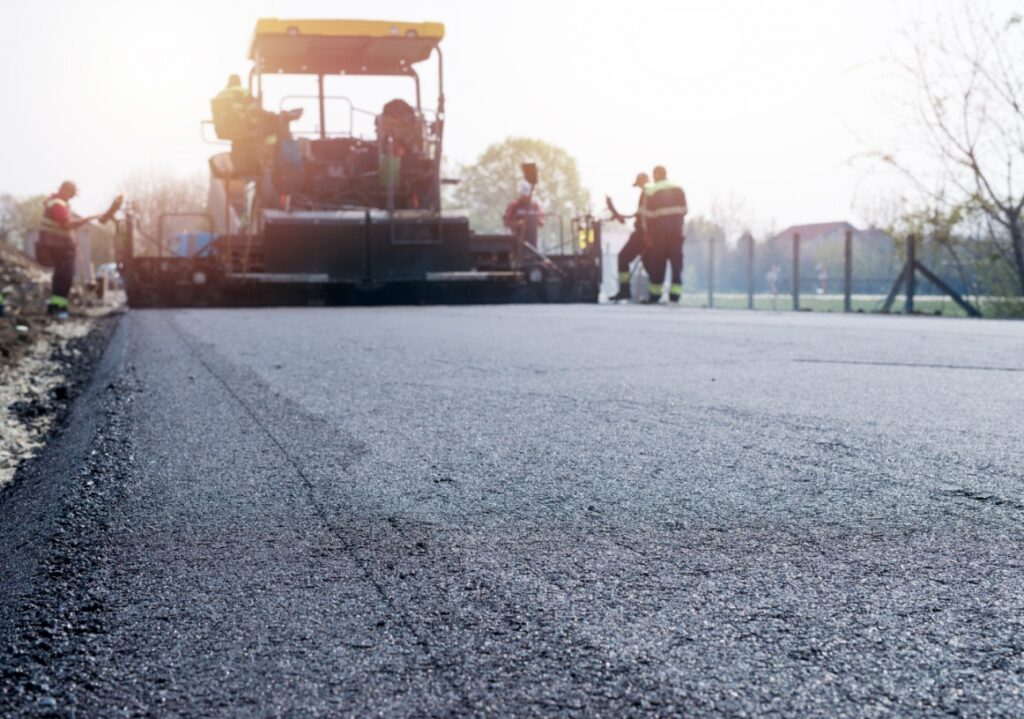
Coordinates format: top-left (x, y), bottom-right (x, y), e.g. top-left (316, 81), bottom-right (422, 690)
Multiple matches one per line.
top-left (0, 312), bottom-right (130, 713)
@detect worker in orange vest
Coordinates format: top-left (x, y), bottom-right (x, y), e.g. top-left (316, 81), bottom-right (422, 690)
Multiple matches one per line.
top-left (37, 181), bottom-right (100, 318)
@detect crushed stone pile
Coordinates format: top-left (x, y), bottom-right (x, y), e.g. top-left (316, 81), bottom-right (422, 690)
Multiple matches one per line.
top-left (0, 318), bottom-right (92, 488)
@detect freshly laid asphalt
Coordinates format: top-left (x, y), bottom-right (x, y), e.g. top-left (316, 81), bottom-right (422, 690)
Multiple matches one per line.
top-left (2, 306), bottom-right (1023, 716)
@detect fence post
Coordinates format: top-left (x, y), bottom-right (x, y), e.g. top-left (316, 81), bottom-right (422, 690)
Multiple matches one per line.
top-left (905, 234), bottom-right (916, 314)
top-left (708, 235), bottom-right (715, 308)
top-left (792, 232), bottom-right (800, 311)
top-left (746, 232), bottom-right (754, 310)
top-left (843, 229), bottom-right (853, 312)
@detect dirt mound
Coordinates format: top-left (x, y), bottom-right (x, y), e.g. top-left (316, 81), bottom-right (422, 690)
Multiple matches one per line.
top-left (0, 243), bottom-right (49, 313)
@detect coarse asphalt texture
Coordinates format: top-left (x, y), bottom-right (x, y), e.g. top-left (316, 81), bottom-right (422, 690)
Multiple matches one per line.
top-left (2, 305), bottom-right (1023, 717)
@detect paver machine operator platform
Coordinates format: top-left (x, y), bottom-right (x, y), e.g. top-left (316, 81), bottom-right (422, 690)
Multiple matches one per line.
top-left (119, 19), bottom-right (602, 306)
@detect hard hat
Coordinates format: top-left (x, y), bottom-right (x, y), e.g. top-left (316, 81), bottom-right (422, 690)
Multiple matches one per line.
top-left (518, 180), bottom-right (532, 197)
top-left (632, 172), bottom-right (649, 188)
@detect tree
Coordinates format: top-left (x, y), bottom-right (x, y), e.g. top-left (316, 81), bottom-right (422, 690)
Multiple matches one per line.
top-left (0, 193), bottom-right (45, 252)
top-left (119, 169), bottom-right (208, 256)
top-left (451, 137), bottom-right (589, 252)
top-left (681, 216), bottom-right (724, 291)
top-left (708, 193), bottom-right (753, 247)
top-left (86, 223), bottom-right (118, 266)
top-left (887, 6), bottom-right (1024, 299)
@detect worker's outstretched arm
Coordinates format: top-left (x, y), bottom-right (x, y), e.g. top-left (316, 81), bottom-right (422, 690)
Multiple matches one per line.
top-left (67, 214), bottom-right (102, 230)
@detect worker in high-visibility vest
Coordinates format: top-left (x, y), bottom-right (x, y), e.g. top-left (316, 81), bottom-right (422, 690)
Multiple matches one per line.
top-left (609, 172), bottom-right (651, 301)
top-left (216, 74), bottom-right (251, 102)
top-left (211, 75), bottom-right (303, 183)
top-left (642, 166), bottom-right (687, 303)
top-left (38, 181), bottom-right (99, 317)
top-left (211, 74), bottom-right (259, 140)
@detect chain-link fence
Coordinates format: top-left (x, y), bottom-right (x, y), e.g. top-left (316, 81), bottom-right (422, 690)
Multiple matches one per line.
top-left (601, 229), bottom-right (985, 317)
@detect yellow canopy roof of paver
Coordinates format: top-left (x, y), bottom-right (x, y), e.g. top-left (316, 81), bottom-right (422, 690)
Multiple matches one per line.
top-left (250, 19), bottom-right (445, 75)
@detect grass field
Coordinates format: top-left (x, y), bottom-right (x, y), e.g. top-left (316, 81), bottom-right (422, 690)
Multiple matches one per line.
top-left (643, 292), bottom-right (977, 317)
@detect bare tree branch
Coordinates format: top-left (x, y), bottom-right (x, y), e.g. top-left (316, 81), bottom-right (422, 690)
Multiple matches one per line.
top-left (887, 3), bottom-right (1024, 296)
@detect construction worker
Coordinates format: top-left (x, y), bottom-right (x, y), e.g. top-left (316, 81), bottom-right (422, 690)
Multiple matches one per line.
top-left (609, 172), bottom-right (651, 301)
top-left (642, 165), bottom-right (687, 303)
top-left (38, 181), bottom-right (99, 318)
top-left (212, 75), bottom-right (303, 189)
top-left (504, 181), bottom-right (545, 248)
top-left (219, 73), bottom-right (249, 100)
top-left (211, 74), bottom-right (257, 138)
top-left (214, 74), bottom-right (303, 140)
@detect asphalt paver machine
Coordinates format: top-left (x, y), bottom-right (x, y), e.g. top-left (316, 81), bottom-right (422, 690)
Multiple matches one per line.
top-left (120, 19), bottom-right (602, 306)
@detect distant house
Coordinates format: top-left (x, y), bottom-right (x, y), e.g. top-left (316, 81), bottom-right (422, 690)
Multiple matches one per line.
top-left (773, 221), bottom-right (857, 247)
top-left (772, 221), bottom-right (898, 248)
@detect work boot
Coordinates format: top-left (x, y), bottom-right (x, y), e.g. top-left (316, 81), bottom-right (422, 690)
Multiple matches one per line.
top-left (608, 283), bottom-right (632, 302)
top-left (669, 293), bottom-right (681, 304)
top-left (46, 302), bottom-right (69, 319)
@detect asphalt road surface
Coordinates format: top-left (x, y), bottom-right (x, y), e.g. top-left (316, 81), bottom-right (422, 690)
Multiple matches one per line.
top-left (2, 306), bottom-right (1024, 717)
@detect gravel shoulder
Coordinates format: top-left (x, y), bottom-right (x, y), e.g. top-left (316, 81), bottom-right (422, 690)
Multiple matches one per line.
top-left (0, 312), bottom-right (122, 714)
top-left (0, 316), bottom-right (104, 489)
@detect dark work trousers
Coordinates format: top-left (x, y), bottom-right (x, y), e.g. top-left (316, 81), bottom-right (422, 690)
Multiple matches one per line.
top-left (617, 228), bottom-right (650, 280)
top-left (50, 242), bottom-right (76, 303)
top-left (647, 229), bottom-right (684, 300)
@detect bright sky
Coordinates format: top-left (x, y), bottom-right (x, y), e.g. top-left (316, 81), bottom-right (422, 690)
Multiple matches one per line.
top-left (0, 0), bottom-right (1012, 233)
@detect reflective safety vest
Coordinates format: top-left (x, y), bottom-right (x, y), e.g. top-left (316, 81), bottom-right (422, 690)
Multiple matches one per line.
top-left (213, 84), bottom-right (254, 118)
top-left (40, 197), bottom-right (72, 238)
top-left (642, 180), bottom-right (687, 235)
top-left (643, 180), bottom-right (687, 219)
top-left (212, 84), bottom-right (263, 142)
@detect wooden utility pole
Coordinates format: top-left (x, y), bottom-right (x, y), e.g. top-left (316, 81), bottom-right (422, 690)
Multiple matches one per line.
top-left (792, 232), bottom-right (800, 311)
top-left (905, 234), bottom-right (916, 314)
top-left (843, 229), bottom-right (853, 312)
top-left (745, 232), bottom-right (755, 310)
top-left (708, 236), bottom-right (715, 308)
top-left (882, 234), bottom-right (981, 317)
